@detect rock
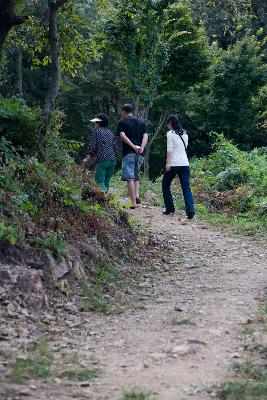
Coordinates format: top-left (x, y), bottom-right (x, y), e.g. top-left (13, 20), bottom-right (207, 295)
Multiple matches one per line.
top-left (150, 352), bottom-right (166, 361)
top-left (19, 389), bottom-right (31, 396)
top-left (188, 339), bottom-right (207, 346)
top-left (240, 318), bottom-right (253, 325)
top-left (47, 255), bottom-right (69, 280)
top-left (114, 339), bottom-right (125, 347)
top-left (253, 334), bottom-right (267, 346)
top-left (208, 329), bottom-right (223, 337)
top-left (71, 259), bottom-right (85, 280)
top-left (79, 382), bottom-right (91, 387)
top-left (171, 345), bottom-right (191, 356)
top-left (174, 306), bottom-right (183, 312)
top-left (230, 353), bottom-right (241, 359)
top-left (0, 270), bottom-right (12, 282)
top-left (17, 270), bottom-right (47, 311)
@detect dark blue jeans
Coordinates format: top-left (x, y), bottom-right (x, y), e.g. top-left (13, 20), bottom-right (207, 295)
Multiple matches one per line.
top-left (162, 166), bottom-right (195, 215)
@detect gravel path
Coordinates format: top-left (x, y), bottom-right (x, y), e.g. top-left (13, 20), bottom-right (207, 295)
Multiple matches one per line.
top-left (1, 204), bottom-right (266, 400)
top-left (82, 205), bottom-right (267, 399)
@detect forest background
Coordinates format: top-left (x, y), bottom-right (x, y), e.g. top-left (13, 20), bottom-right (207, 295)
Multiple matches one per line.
top-left (0, 0), bottom-right (266, 247)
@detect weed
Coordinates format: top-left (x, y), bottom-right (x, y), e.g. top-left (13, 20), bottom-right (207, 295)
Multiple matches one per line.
top-left (217, 299), bottom-right (267, 399)
top-left (11, 357), bottom-right (52, 383)
top-left (28, 233), bottom-right (66, 258)
top-left (121, 389), bottom-right (156, 400)
top-left (56, 281), bottom-right (71, 296)
top-left (0, 218), bottom-right (18, 245)
top-left (59, 368), bottom-right (100, 381)
top-left (131, 302), bottom-right (147, 311)
top-left (217, 380), bottom-right (267, 400)
top-left (82, 294), bottom-right (110, 313)
top-left (170, 317), bottom-right (193, 326)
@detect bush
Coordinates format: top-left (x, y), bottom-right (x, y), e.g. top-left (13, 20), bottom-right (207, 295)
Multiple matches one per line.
top-left (191, 134), bottom-right (267, 233)
top-left (0, 97), bottom-right (41, 152)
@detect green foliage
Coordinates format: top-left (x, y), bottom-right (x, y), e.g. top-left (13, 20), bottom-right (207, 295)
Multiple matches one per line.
top-left (101, 0), bottom-right (167, 106)
top-left (162, 2), bottom-right (209, 91)
top-left (121, 389), bottom-right (156, 400)
top-left (81, 263), bottom-right (120, 312)
top-left (0, 98), bottom-right (40, 152)
top-left (191, 134), bottom-right (267, 234)
top-left (29, 234), bottom-right (66, 258)
top-left (11, 357), bottom-right (52, 383)
top-left (0, 137), bottom-right (21, 165)
top-left (170, 317), bottom-right (193, 326)
top-left (218, 380), bottom-right (267, 400)
top-left (186, 36), bottom-right (267, 149)
top-left (0, 218), bottom-right (18, 245)
top-left (59, 368), bottom-right (100, 381)
top-left (10, 2), bottom-right (100, 78)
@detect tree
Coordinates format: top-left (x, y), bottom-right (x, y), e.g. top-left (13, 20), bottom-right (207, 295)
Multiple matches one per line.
top-left (0, 0), bottom-right (28, 56)
top-left (37, 0), bottom-right (69, 153)
top-left (100, 0), bottom-right (167, 116)
top-left (186, 36), bottom-right (267, 149)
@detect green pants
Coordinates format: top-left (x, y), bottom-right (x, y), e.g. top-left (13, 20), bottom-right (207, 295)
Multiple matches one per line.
top-left (95, 160), bottom-right (116, 192)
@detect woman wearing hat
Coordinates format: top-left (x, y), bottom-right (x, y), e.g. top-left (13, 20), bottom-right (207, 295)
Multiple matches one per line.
top-left (82, 113), bottom-right (117, 192)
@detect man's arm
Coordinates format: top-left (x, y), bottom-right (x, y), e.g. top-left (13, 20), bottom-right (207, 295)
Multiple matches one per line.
top-left (119, 132), bottom-right (140, 153)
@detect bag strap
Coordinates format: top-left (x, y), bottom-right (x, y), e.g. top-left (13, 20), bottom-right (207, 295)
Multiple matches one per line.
top-left (174, 130), bottom-right (187, 153)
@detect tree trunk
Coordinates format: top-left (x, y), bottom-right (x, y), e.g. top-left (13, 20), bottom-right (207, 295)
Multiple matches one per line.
top-left (0, 0), bottom-right (28, 57)
top-left (17, 45), bottom-right (23, 96)
top-left (37, 0), bottom-right (68, 155)
top-left (143, 112), bottom-right (166, 179)
top-left (134, 95), bottom-right (140, 117)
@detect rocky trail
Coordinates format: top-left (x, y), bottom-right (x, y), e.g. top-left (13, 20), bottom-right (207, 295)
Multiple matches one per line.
top-left (1, 203), bottom-right (267, 400)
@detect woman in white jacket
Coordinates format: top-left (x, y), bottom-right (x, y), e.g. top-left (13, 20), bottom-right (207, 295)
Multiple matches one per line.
top-left (162, 115), bottom-right (195, 218)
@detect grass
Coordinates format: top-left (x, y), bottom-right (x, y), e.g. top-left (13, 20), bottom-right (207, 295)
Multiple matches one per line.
top-left (11, 357), bottom-right (52, 383)
top-left (217, 300), bottom-right (267, 400)
top-left (80, 263), bottom-right (122, 313)
top-left (217, 381), bottom-right (267, 400)
top-left (81, 293), bottom-right (110, 313)
top-left (9, 340), bottom-right (54, 384)
top-left (170, 317), bottom-right (193, 326)
top-left (121, 389), bottom-right (156, 400)
top-left (59, 368), bottom-right (100, 381)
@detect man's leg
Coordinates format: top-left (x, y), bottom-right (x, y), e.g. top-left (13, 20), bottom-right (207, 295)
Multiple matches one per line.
top-left (134, 180), bottom-right (140, 200)
top-left (134, 155), bottom-right (144, 203)
top-left (127, 180), bottom-right (137, 207)
top-left (177, 166), bottom-right (195, 216)
top-left (95, 162), bottom-right (108, 192)
top-left (122, 154), bottom-right (137, 207)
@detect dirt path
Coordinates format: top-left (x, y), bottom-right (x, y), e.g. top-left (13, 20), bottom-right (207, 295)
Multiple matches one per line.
top-left (1, 204), bottom-right (267, 400)
top-left (82, 205), bottom-right (267, 399)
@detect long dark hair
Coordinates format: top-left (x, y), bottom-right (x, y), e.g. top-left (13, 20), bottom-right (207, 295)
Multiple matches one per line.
top-left (167, 115), bottom-right (184, 135)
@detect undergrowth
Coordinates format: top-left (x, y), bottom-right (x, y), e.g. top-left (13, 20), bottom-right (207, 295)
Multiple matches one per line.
top-left (217, 300), bottom-right (267, 400)
top-left (112, 134), bottom-right (266, 237)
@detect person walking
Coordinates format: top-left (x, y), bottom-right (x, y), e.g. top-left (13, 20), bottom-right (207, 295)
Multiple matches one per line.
top-left (82, 113), bottom-right (117, 192)
top-left (162, 115), bottom-right (195, 219)
top-left (116, 104), bottom-right (148, 209)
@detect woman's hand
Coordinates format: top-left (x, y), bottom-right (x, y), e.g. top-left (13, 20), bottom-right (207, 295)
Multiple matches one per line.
top-left (166, 163), bottom-right (171, 172)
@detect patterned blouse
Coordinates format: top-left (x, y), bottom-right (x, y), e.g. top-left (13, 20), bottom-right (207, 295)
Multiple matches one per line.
top-left (87, 128), bottom-right (118, 163)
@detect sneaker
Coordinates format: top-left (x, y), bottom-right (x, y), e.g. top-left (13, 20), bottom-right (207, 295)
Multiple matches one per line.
top-left (187, 212), bottom-right (195, 219)
top-left (136, 198), bottom-right (141, 204)
top-left (162, 210), bottom-right (175, 215)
